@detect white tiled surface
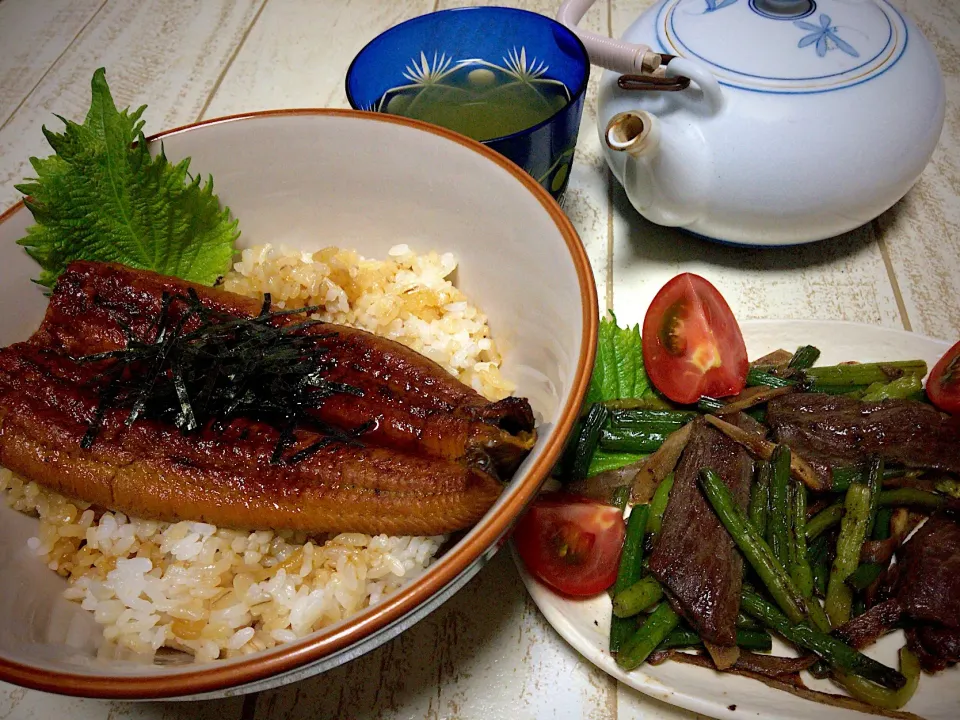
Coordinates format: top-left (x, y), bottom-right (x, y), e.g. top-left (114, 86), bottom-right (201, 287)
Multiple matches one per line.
top-left (0, 0), bottom-right (957, 718)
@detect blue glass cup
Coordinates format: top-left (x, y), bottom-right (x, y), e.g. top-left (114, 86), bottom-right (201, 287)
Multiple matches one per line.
top-left (346, 7), bottom-right (589, 202)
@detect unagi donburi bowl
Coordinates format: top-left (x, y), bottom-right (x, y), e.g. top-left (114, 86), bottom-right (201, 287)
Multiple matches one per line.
top-left (0, 110), bottom-right (597, 699)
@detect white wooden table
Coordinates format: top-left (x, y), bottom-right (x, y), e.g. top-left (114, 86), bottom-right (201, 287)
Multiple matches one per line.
top-left (0, 0), bottom-right (957, 718)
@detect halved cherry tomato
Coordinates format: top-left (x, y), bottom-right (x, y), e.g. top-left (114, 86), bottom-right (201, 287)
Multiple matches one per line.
top-left (513, 493), bottom-right (625, 597)
top-left (928, 340), bottom-right (960, 414)
top-left (642, 273), bottom-right (748, 404)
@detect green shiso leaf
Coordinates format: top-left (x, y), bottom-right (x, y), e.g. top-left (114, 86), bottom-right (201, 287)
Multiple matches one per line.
top-left (582, 314), bottom-right (655, 475)
top-left (15, 68), bottom-right (238, 288)
top-left (585, 315), bottom-right (650, 404)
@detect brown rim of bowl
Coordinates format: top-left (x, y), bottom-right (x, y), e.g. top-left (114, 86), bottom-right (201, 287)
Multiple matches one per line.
top-left (0, 108), bottom-right (598, 699)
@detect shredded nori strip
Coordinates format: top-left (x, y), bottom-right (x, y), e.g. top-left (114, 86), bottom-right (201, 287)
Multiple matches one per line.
top-left (76, 290), bottom-right (364, 462)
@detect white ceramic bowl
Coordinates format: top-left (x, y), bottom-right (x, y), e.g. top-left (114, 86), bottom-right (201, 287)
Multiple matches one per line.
top-left (0, 110), bottom-right (597, 699)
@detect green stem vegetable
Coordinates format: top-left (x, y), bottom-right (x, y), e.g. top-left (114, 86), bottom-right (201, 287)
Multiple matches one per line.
top-left (846, 564), bottom-right (883, 592)
top-left (788, 480), bottom-right (832, 631)
top-left (608, 409), bottom-right (698, 426)
top-left (847, 506), bottom-right (893, 591)
top-left (834, 647), bottom-right (920, 710)
top-left (597, 397), bottom-right (674, 413)
top-left (830, 465), bottom-right (863, 493)
top-left (610, 505), bottom-right (650, 652)
top-left (807, 534), bottom-right (831, 598)
top-left (748, 462), bottom-right (771, 537)
top-left (806, 502), bottom-right (844, 540)
top-left (813, 384), bottom-right (870, 396)
top-left (569, 403), bottom-right (608, 481)
top-left (860, 375), bottom-right (924, 402)
top-left (613, 575), bottom-right (663, 618)
top-left (697, 396), bottom-right (726, 413)
top-left (829, 464), bottom-right (918, 493)
top-left (736, 612), bottom-right (762, 630)
top-left (611, 485), bottom-right (631, 511)
top-left (616, 603), bottom-right (681, 671)
top-left (599, 426), bottom-right (670, 454)
top-left (647, 473), bottom-right (674, 538)
top-left (805, 360), bottom-right (927, 389)
top-left (747, 368), bottom-right (797, 389)
top-left (658, 628), bottom-right (772, 652)
top-left (879, 487), bottom-right (955, 511)
top-left (863, 457), bottom-right (884, 537)
top-left (698, 468), bottom-right (807, 624)
top-left (768, 445), bottom-right (792, 569)
top-left (740, 591), bottom-right (905, 690)
top-left (825, 483), bottom-right (872, 628)
top-left (789, 481), bottom-right (813, 597)
top-left (788, 345), bottom-right (821, 370)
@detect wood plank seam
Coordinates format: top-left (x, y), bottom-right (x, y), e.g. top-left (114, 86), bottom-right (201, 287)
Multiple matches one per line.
top-left (873, 217), bottom-right (914, 332)
top-left (196, 0), bottom-right (272, 122)
top-left (195, 4), bottom-right (267, 712)
top-left (0, 0), bottom-right (109, 133)
top-left (605, 0), bottom-right (616, 316)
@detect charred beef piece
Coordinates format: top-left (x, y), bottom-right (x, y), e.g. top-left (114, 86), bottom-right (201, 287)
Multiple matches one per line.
top-left (894, 515), bottom-right (960, 625)
top-left (891, 515), bottom-right (960, 671)
top-left (649, 419), bottom-right (753, 647)
top-left (838, 515), bottom-right (960, 672)
top-left (766, 393), bottom-right (960, 486)
top-left (835, 598), bottom-right (905, 649)
top-left (907, 626), bottom-right (960, 673)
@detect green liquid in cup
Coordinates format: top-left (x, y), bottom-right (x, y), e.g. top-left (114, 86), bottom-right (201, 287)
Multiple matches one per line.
top-left (380, 64), bottom-right (570, 142)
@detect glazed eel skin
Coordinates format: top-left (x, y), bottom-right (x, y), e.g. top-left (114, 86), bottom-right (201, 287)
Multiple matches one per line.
top-left (0, 261), bottom-right (537, 536)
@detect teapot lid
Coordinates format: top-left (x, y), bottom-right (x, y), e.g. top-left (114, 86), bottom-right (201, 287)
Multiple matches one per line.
top-left (654, 0), bottom-right (907, 94)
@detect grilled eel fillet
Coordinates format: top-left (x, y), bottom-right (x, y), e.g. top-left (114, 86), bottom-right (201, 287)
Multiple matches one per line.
top-left (0, 262), bottom-right (537, 536)
top-left (34, 261), bottom-right (536, 477)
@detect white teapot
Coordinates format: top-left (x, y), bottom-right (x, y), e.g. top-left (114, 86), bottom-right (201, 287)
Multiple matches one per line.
top-left (558, 0), bottom-right (945, 245)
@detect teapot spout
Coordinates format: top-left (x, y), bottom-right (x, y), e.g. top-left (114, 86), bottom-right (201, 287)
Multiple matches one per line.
top-left (606, 110), bottom-right (660, 159)
top-left (604, 110), bottom-right (709, 228)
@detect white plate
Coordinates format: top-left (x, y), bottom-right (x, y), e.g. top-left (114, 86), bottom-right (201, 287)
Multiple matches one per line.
top-left (514, 319), bottom-right (956, 720)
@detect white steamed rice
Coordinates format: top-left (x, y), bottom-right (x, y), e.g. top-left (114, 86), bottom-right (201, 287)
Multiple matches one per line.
top-left (1, 243), bottom-right (510, 663)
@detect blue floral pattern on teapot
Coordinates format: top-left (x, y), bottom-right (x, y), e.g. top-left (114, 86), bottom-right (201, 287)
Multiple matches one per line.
top-left (653, 0), bottom-right (906, 94)
top-left (796, 14), bottom-right (859, 57)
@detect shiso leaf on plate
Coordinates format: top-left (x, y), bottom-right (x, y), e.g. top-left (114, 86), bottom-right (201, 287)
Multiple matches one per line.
top-left (586, 314), bottom-right (651, 404)
top-left (584, 315), bottom-right (661, 475)
top-left (14, 67), bottom-right (238, 288)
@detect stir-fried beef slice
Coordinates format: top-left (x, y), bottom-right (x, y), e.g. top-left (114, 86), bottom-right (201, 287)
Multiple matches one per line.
top-left (766, 393), bottom-right (960, 485)
top-left (835, 598), bottom-right (904, 649)
top-left (879, 515), bottom-right (960, 672)
top-left (649, 419), bottom-right (753, 647)
top-left (905, 626), bottom-right (960, 674)
top-left (726, 410), bottom-right (769, 439)
top-left (891, 515), bottom-right (960, 628)
top-left (913, 625), bottom-right (960, 669)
